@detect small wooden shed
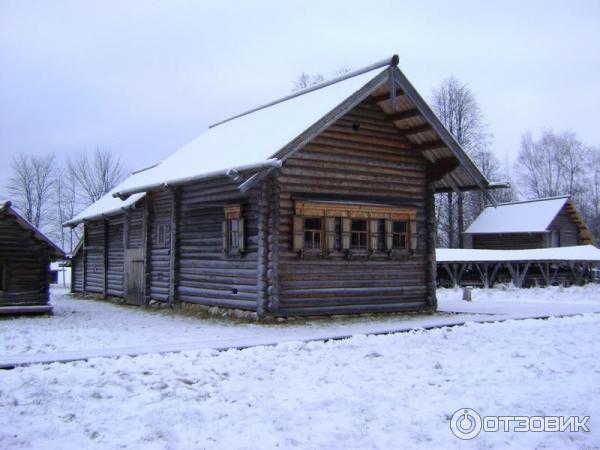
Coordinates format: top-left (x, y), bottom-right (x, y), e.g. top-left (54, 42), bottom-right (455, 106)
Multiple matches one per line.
top-left (0, 201), bottom-right (66, 314)
top-left (66, 55), bottom-right (498, 317)
top-left (464, 196), bottom-right (595, 250)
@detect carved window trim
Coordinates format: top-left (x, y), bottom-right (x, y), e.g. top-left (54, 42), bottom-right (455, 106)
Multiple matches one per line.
top-left (293, 200), bottom-right (417, 258)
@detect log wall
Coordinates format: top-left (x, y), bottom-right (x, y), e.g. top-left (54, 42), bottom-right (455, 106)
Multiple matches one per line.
top-left (84, 221), bottom-right (105, 294)
top-left (0, 215), bottom-right (50, 306)
top-left (71, 251), bottom-right (84, 293)
top-left (472, 233), bottom-right (545, 250)
top-left (176, 178), bottom-right (259, 310)
top-left (106, 216), bottom-right (125, 297)
top-left (148, 190), bottom-right (172, 302)
top-left (273, 98), bottom-right (432, 315)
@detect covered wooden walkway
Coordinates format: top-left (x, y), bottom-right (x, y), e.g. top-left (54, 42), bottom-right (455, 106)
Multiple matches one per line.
top-left (436, 245), bottom-right (600, 288)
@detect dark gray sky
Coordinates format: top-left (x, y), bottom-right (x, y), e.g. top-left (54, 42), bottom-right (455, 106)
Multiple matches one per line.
top-left (1, 1), bottom-right (599, 196)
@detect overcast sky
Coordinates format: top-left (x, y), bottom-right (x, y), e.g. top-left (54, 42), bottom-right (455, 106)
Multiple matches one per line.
top-left (1, 0), bottom-right (599, 197)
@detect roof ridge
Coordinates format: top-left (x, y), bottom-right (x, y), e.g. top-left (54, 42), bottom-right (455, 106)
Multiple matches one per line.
top-left (495, 194), bottom-right (571, 207)
top-left (208, 55), bottom-right (399, 129)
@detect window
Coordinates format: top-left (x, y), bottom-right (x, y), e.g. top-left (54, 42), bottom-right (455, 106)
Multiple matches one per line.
top-left (392, 221), bottom-right (408, 249)
top-left (550, 230), bottom-right (561, 247)
top-left (229, 218), bottom-right (240, 250)
top-left (223, 205), bottom-right (245, 255)
top-left (293, 200), bottom-right (417, 256)
top-left (304, 218), bottom-right (322, 250)
top-left (376, 219), bottom-right (386, 251)
top-left (155, 223), bottom-right (168, 247)
top-left (351, 219), bottom-right (368, 249)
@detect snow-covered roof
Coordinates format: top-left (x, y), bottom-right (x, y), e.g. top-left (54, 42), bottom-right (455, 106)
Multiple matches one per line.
top-left (112, 66), bottom-right (387, 198)
top-left (0, 201), bottom-right (66, 259)
top-left (437, 245), bottom-right (600, 262)
top-left (465, 196), bottom-right (570, 234)
top-left (63, 187), bottom-right (145, 226)
top-left (66, 55), bottom-right (496, 225)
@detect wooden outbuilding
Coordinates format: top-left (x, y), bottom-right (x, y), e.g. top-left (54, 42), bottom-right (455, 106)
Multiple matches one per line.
top-left (0, 201), bottom-right (66, 314)
top-left (464, 196), bottom-right (595, 250)
top-left (66, 55), bottom-right (498, 317)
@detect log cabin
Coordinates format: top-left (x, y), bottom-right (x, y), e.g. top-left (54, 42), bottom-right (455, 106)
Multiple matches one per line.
top-left (464, 195), bottom-right (595, 250)
top-left (0, 201), bottom-right (66, 314)
top-left (66, 55), bottom-right (499, 317)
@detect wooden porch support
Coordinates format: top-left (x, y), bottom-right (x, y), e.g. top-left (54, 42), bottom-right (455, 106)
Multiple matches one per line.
top-left (474, 262), bottom-right (501, 288)
top-left (537, 262), bottom-right (551, 286)
top-left (506, 262), bottom-right (530, 288)
top-left (442, 263), bottom-right (466, 288)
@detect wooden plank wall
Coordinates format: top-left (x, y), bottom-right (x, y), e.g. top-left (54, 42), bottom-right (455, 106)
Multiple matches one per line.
top-left (84, 221), bottom-right (105, 294)
top-left (548, 208), bottom-right (579, 247)
top-left (176, 178), bottom-right (258, 310)
top-left (274, 98), bottom-right (431, 315)
top-left (472, 233), bottom-right (545, 250)
top-left (0, 214), bottom-right (50, 306)
top-left (106, 216), bottom-right (125, 297)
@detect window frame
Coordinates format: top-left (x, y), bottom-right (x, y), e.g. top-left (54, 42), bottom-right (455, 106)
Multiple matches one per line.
top-left (391, 220), bottom-right (409, 250)
top-left (350, 219), bottom-right (369, 250)
top-left (303, 217), bottom-right (324, 251)
top-left (154, 222), bottom-right (168, 248)
top-left (223, 204), bottom-right (245, 256)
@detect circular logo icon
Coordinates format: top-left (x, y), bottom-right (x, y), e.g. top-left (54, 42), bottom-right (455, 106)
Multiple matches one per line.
top-left (450, 408), bottom-right (482, 440)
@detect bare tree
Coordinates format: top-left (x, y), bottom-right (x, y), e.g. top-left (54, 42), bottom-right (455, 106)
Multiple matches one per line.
top-left (53, 166), bottom-right (80, 252)
top-left (516, 130), bottom-right (588, 199)
top-left (431, 76), bottom-right (495, 247)
top-left (7, 154), bottom-right (55, 229)
top-left (68, 148), bottom-right (128, 205)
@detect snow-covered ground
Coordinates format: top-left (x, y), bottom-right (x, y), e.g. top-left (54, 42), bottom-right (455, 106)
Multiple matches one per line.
top-left (1, 314), bottom-right (598, 449)
top-left (438, 283), bottom-right (600, 315)
top-left (2, 285), bottom-right (600, 360)
top-left (1, 285), bottom-right (600, 449)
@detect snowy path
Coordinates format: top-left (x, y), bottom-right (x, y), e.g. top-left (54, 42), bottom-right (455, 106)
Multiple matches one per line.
top-left (1, 314), bottom-right (598, 449)
top-left (1, 285), bottom-right (600, 368)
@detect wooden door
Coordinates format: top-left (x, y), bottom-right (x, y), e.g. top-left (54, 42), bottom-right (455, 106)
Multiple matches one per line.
top-left (125, 248), bottom-right (144, 305)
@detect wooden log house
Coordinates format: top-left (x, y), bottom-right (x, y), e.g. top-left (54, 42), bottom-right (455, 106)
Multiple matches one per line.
top-left (0, 201), bottom-right (66, 314)
top-left (66, 55), bottom-right (498, 317)
top-left (464, 196), bottom-right (595, 250)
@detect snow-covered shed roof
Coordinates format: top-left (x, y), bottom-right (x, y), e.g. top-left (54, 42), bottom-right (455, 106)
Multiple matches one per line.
top-left (66, 55), bottom-right (498, 225)
top-left (437, 245), bottom-right (600, 263)
top-left (63, 187), bottom-right (145, 226)
top-left (0, 201), bottom-right (66, 259)
top-left (465, 196), bottom-right (571, 234)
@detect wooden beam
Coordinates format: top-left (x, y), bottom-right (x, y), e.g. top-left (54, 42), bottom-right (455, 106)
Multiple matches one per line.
top-left (415, 140), bottom-right (446, 152)
top-left (388, 108), bottom-right (421, 122)
top-left (371, 88), bottom-right (404, 104)
top-left (430, 157), bottom-right (459, 181)
top-left (398, 123), bottom-right (432, 136)
top-left (103, 219), bottom-right (108, 299)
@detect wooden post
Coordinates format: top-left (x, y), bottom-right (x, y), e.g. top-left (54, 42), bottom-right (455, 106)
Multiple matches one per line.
top-left (82, 223), bottom-right (87, 293)
top-left (143, 196), bottom-right (151, 305)
top-left (102, 219), bottom-right (108, 298)
top-left (256, 181), bottom-right (269, 317)
top-left (425, 177), bottom-right (437, 308)
top-left (267, 174), bottom-right (280, 313)
top-left (122, 211), bottom-right (130, 299)
top-left (168, 188), bottom-right (178, 306)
